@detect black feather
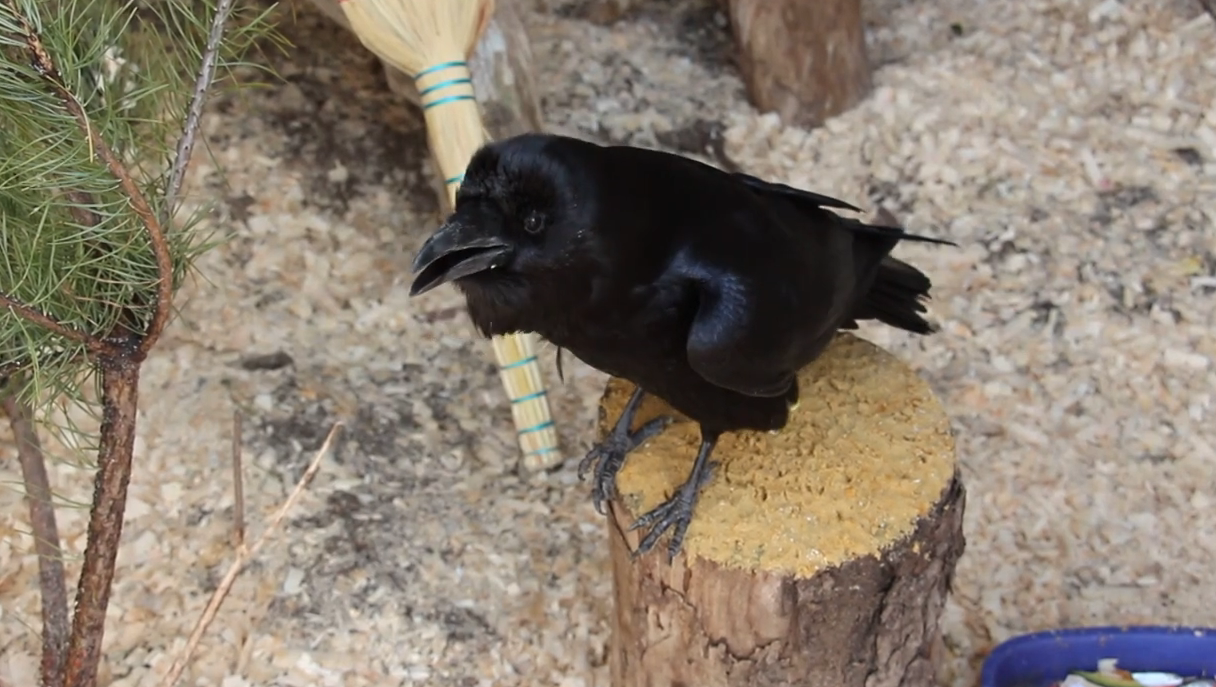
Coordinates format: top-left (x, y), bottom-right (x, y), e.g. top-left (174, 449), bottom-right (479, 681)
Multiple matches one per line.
top-left (732, 172), bottom-right (863, 212)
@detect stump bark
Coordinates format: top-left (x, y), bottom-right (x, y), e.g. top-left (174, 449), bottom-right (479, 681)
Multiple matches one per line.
top-left (726, 0), bottom-right (873, 129)
top-left (599, 333), bottom-right (965, 687)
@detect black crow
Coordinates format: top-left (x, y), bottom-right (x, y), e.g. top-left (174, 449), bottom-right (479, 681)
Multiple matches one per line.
top-left (410, 133), bottom-right (954, 559)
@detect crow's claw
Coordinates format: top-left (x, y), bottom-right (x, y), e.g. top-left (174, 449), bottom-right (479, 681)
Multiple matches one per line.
top-left (628, 461), bottom-right (716, 560)
top-left (628, 434), bottom-right (719, 561)
top-left (629, 492), bottom-right (694, 561)
top-left (579, 415), bottom-right (671, 514)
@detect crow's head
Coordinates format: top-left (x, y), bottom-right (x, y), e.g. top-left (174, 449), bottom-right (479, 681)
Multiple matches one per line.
top-left (409, 133), bottom-right (599, 301)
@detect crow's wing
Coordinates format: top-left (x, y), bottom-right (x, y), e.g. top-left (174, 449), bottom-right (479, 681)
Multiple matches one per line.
top-left (671, 207), bottom-right (849, 398)
top-left (734, 173), bottom-right (955, 246)
top-left (732, 172), bottom-right (863, 213)
top-left (681, 273), bottom-right (811, 397)
top-left (676, 181), bottom-right (952, 398)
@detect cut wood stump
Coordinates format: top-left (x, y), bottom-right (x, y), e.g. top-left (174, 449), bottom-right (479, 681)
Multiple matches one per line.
top-left (598, 333), bottom-right (965, 687)
top-left (727, 0), bottom-right (873, 129)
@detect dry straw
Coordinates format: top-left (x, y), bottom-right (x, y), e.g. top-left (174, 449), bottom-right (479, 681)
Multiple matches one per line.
top-left (337, 0), bottom-right (560, 469)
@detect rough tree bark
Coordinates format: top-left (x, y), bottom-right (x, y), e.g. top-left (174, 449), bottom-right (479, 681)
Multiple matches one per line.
top-left (599, 333), bottom-right (966, 687)
top-left (726, 0), bottom-right (873, 129)
top-left (61, 360), bottom-right (142, 687)
top-left (3, 390), bottom-right (70, 687)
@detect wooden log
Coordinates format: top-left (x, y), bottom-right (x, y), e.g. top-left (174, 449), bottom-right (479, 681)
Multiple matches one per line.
top-left (726, 0), bottom-right (874, 129)
top-left (599, 333), bottom-right (965, 687)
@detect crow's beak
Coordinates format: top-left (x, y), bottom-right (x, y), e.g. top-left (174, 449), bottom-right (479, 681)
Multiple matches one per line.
top-left (409, 217), bottom-right (513, 297)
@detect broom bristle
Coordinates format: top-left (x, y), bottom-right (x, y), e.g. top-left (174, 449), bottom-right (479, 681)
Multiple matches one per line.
top-left (340, 0), bottom-right (560, 469)
top-left (339, 0), bottom-right (492, 74)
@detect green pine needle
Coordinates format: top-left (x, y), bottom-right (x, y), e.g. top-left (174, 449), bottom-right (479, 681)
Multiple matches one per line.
top-left (1, 0), bottom-right (283, 417)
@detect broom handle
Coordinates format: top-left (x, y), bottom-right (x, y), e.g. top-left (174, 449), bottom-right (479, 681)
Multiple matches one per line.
top-left (414, 60), bottom-right (561, 470)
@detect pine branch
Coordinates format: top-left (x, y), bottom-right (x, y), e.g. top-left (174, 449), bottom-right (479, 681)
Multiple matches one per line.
top-left (8, 0), bottom-right (173, 359)
top-left (2, 385), bottom-right (69, 687)
top-left (0, 291), bottom-right (108, 354)
top-left (0, 349), bottom-right (80, 387)
top-left (1, 2), bottom-right (283, 686)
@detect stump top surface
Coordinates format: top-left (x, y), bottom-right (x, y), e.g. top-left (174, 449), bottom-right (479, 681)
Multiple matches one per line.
top-left (600, 333), bottom-right (956, 578)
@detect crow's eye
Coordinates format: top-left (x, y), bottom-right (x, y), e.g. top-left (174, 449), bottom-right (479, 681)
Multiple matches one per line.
top-left (522, 211), bottom-right (545, 234)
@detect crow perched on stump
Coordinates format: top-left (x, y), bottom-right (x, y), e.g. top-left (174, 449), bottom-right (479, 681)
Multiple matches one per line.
top-left (410, 133), bottom-right (954, 559)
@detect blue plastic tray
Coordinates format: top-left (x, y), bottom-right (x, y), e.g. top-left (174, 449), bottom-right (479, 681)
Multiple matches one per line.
top-left (981, 625), bottom-right (1216, 687)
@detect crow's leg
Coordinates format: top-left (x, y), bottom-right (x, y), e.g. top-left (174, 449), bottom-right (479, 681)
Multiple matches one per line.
top-left (628, 429), bottom-right (721, 560)
top-left (578, 386), bottom-right (673, 515)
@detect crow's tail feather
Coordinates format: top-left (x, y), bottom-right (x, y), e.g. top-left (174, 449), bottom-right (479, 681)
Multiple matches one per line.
top-left (855, 256), bottom-right (937, 335)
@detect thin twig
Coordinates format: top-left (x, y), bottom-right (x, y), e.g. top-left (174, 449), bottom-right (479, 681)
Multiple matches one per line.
top-left (0, 291), bottom-right (107, 354)
top-left (2, 388), bottom-right (70, 687)
top-left (163, 0), bottom-right (238, 221)
top-left (156, 423), bottom-right (343, 687)
top-left (231, 410), bottom-right (245, 548)
top-left (9, 2), bottom-right (175, 360)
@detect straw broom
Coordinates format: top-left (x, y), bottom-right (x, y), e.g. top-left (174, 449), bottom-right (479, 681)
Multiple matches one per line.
top-left (337, 0), bottom-right (560, 469)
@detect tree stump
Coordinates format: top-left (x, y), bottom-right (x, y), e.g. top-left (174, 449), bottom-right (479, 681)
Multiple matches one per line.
top-left (598, 333), bottom-right (965, 687)
top-left (726, 0), bottom-right (873, 129)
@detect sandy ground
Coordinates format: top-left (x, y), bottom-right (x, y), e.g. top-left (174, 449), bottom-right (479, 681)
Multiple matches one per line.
top-left (2, 0), bottom-right (1215, 685)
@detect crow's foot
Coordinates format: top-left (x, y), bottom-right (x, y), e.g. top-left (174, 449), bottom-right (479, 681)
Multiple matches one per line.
top-left (579, 416), bottom-right (671, 514)
top-left (628, 433), bottom-right (719, 560)
top-left (578, 387), bottom-right (672, 514)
